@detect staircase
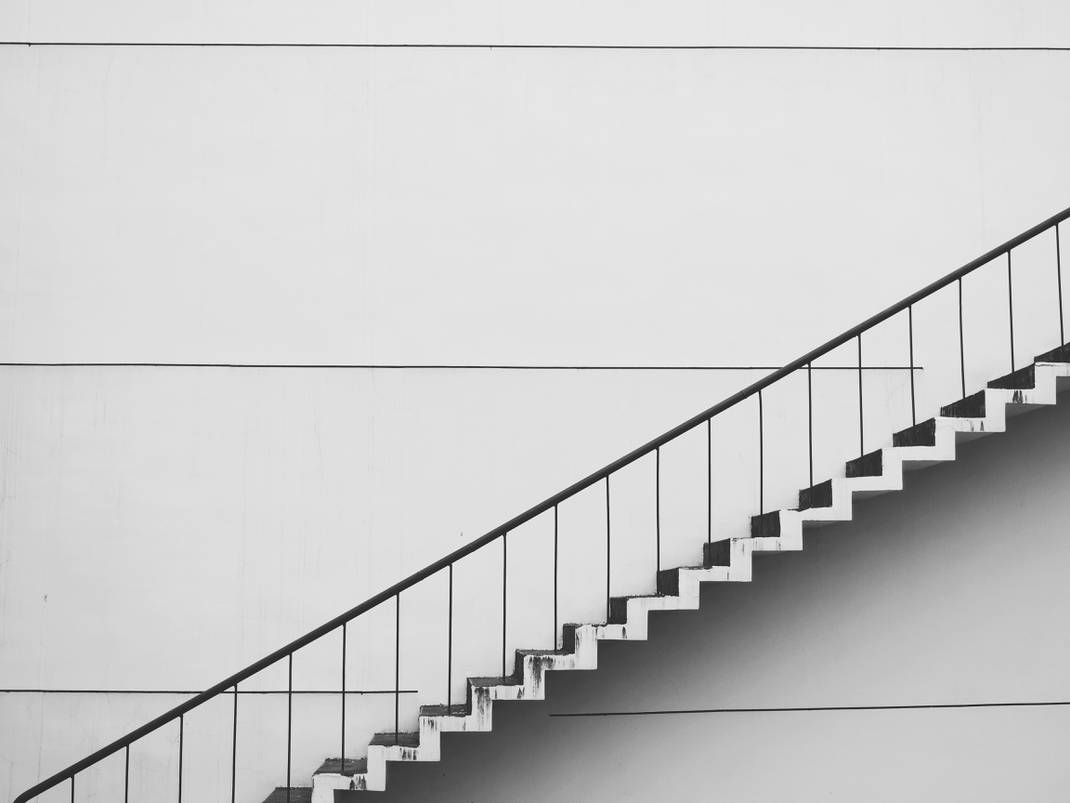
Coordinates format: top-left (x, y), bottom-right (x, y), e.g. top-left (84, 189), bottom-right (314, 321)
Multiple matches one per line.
top-left (296, 346), bottom-right (1070, 801)
top-left (13, 205), bottom-right (1070, 803)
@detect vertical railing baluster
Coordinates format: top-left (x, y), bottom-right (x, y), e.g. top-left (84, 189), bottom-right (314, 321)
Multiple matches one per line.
top-left (857, 334), bottom-right (864, 456)
top-left (124, 745), bottom-right (129, 803)
top-left (757, 391), bottom-right (764, 514)
top-left (340, 624), bottom-right (346, 765)
top-left (605, 476), bottom-right (611, 622)
top-left (655, 447), bottom-right (661, 579)
top-left (958, 277), bottom-right (966, 397)
top-left (806, 363), bottom-right (813, 488)
top-left (394, 594), bottom-right (400, 743)
top-left (1007, 250), bottom-right (1015, 372)
top-left (1057, 224), bottom-right (1065, 344)
top-left (706, 419), bottom-right (712, 545)
top-left (286, 654), bottom-right (293, 803)
top-left (501, 533), bottom-right (508, 678)
top-left (70, 776), bottom-right (74, 803)
top-left (446, 565), bottom-right (453, 707)
top-left (177, 715), bottom-right (183, 803)
top-left (908, 305), bottom-right (916, 426)
top-left (553, 505), bottom-right (559, 648)
top-left (231, 684), bottom-right (238, 803)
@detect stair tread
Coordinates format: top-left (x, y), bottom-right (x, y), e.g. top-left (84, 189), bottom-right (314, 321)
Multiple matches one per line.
top-left (314, 757), bottom-right (367, 775)
top-left (750, 510), bottom-right (781, 537)
top-left (515, 648), bottom-right (571, 657)
top-left (845, 449), bottom-right (883, 478)
top-left (610, 593), bottom-right (671, 603)
top-left (370, 731), bottom-right (420, 748)
top-left (420, 703), bottom-right (469, 718)
top-left (940, 390), bottom-right (986, 418)
top-left (893, 418), bottom-right (937, 447)
top-left (798, 479), bottom-right (833, 511)
top-left (261, 788), bottom-right (312, 803)
top-left (608, 592), bottom-right (678, 623)
top-left (469, 675), bottom-right (522, 687)
top-left (988, 364), bottom-right (1036, 389)
top-left (1035, 342), bottom-right (1070, 363)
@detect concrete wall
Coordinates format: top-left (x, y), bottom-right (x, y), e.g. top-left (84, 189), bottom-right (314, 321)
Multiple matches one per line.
top-left (3, 2), bottom-right (1070, 800)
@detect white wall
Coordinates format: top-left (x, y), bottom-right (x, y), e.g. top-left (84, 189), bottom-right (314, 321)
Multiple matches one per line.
top-left (3, 44), bottom-right (1070, 367)
top-left (3, 2), bottom-right (1070, 800)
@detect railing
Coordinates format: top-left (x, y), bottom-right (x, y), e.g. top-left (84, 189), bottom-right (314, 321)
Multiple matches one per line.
top-left (14, 203), bottom-right (1070, 802)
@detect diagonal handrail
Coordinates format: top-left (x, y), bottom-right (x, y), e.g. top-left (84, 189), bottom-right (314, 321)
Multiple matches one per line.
top-left (14, 202), bottom-right (1070, 802)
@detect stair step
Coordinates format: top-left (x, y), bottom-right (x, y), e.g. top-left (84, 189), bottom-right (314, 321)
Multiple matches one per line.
top-left (261, 788), bottom-right (312, 803)
top-left (940, 390), bottom-right (986, 418)
top-left (1035, 342), bottom-right (1070, 363)
top-left (420, 703), bottom-right (468, 719)
top-left (798, 479), bottom-right (833, 510)
top-left (512, 648), bottom-right (572, 675)
top-left (845, 449), bottom-right (883, 478)
top-left (314, 758), bottom-right (367, 776)
top-left (750, 510), bottom-right (780, 537)
top-left (561, 623), bottom-right (579, 653)
top-left (656, 567), bottom-right (680, 595)
top-left (370, 731), bottom-right (420, 748)
top-left (893, 418), bottom-right (936, 447)
top-left (703, 539), bottom-right (731, 568)
top-left (988, 364), bottom-right (1036, 389)
top-left (469, 675), bottom-right (522, 689)
top-left (608, 594), bottom-right (672, 624)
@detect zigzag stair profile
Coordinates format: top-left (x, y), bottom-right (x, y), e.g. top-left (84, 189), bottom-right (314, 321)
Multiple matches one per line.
top-left (277, 345), bottom-right (1070, 802)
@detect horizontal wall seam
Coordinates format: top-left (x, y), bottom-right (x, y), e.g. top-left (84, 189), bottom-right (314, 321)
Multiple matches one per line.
top-left (0, 362), bottom-right (923, 371)
top-left (3, 42), bottom-right (1070, 51)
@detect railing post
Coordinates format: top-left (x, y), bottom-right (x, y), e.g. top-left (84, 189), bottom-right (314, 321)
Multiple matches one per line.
top-left (806, 363), bottom-right (813, 488)
top-left (655, 447), bottom-right (661, 578)
top-left (340, 624), bottom-right (347, 764)
top-left (552, 505), bottom-right (559, 648)
top-left (446, 565), bottom-right (453, 707)
top-left (1057, 224), bottom-right (1065, 344)
top-left (501, 533), bottom-right (508, 678)
top-left (177, 715), bottom-right (183, 803)
top-left (1007, 250), bottom-right (1016, 372)
top-left (857, 334), bottom-right (864, 456)
top-left (908, 305), bottom-right (916, 426)
top-left (394, 594), bottom-right (400, 743)
top-left (231, 684), bottom-right (238, 803)
top-left (958, 277), bottom-right (966, 397)
top-left (706, 419), bottom-right (712, 545)
top-left (605, 476), bottom-right (611, 622)
top-left (757, 391), bottom-right (764, 514)
top-left (124, 745), bottom-right (129, 803)
top-left (286, 653), bottom-right (293, 803)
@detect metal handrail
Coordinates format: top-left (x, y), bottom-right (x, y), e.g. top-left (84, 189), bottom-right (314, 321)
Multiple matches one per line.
top-left (14, 202), bottom-right (1070, 802)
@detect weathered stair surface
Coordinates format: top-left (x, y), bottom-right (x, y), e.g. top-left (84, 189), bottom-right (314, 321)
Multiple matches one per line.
top-left (287, 353), bottom-right (1070, 802)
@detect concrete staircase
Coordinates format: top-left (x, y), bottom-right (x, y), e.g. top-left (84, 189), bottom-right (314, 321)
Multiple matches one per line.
top-left (266, 344), bottom-right (1070, 802)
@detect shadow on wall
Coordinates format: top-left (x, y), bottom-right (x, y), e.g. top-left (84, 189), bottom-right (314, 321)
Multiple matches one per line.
top-left (346, 398), bottom-right (1070, 802)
